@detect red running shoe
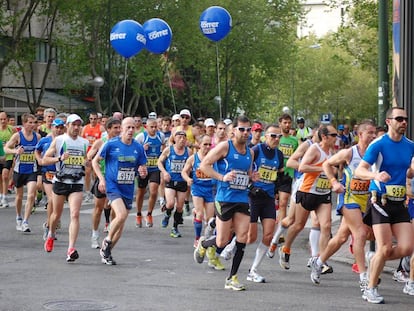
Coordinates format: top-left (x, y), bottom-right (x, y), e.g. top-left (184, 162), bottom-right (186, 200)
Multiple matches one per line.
top-left (44, 237), bottom-right (54, 252)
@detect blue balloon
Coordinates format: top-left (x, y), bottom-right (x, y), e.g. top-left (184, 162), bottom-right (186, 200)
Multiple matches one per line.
top-left (143, 18), bottom-right (173, 54)
top-left (110, 20), bottom-right (146, 58)
top-left (199, 6), bottom-right (232, 42)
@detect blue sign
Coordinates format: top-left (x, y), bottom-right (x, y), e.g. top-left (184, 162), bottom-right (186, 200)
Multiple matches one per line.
top-left (320, 113), bottom-right (331, 124)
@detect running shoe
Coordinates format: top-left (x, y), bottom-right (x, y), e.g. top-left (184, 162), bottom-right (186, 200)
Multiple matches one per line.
top-left (170, 227), bottom-right (182, 238)
top-left (44, 237), bottom-right (54, 252)
top-left (321, 263), bottom-right (333, 274)
top-left (352, 263), bottom-right (360, 274)
top-left (103, 222), bottom-right (109, 233)
top-left (184, 201), bottom-right (191, 216)
top-left (161, 214), bottom-right (170, 228)
top-left (403, 281), bottom-right (414, 296)
top-left (100, 238), bottom-right (112, 259)
top-left (136, 215), bottom-right (142, 228)
top-left (16, 218), bottom-right (22, 231)
top-left (101, 255), bottom-right (116, 265)
top-left (362, 287), bottom-right (384, 304)
top-left (194, 236), bottom-right (206, 264)
top-left (306, 257), bottom-right (313, 268)
top-left (145, 215), bottom-right (153, 227)
top-left (310, 257), bottom-right (322, 285)
top-left (42, 222), bottom-right (49, 241)
top-left (224, 275), bottom-right (245, 291)
top-left (247, 270), bottom-right (265, 283)
top-left (204, 218), bottom-right (215, 239)
top-left (278, 246), bottom-right (290, 270)
top-left (207, 248), bottom-right (225, 270)
top-left (1, 197), bottom-right (9, 208)
top-left (83, 191), bottom-right (93, 203)
top-left (221, 238), bottom-right (236, 261)
top-left (21, 221), bottom-right (31, 233)
top-left (91, 235), bottom-right (100, 249)
top-left (393, 270), bottom-right (409, 283)
top-left (66, 249), bottom-right (79, 262)
top-left (267, 243), bottom-right (277, 259)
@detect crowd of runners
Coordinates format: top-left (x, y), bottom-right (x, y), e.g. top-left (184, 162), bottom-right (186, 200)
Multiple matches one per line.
top-left (1, 106), bottom-right (414, 304)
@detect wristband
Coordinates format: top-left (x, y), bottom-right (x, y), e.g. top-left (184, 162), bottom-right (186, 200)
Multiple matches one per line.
top-left (330, 177), bottom-right (337, 184)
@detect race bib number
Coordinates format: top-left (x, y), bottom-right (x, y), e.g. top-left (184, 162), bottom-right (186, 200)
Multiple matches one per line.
top-left (45, 171), bottom-right (55, 182)
top-left (64, 155), bottom-right (85, 167)
top-left (279, 145), bottom-right (294, 158)
top-left (229, 170), bottom-right (249, 190)
top-left (385, 185), bottom-right (406, 200)
top-left (315, 176), bottom-right (331, 193)
top-left (350, 178), bottom-right (370, 194)
top-left (170, 160), bottom-right (185, 173)
top-left (117, 167), bottom-right (135, 184)
top-left (258, 166), bottom-right (277, 183)
top-left (146, 157), bottom-right (158, 167)
top-left (20, 153), bottom-right (35, 163)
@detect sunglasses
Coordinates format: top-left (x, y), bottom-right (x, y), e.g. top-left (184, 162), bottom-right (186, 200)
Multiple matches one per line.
top-left (390, 116), bottom-right (408, 122)
top-left (89, 118), bottom-right (97, 120)
top-left (181, 115), bottom-right (190, 119)
top-left (268, 133), bottom-right (282, 138)
top-left (236, 126), bottom-right (252, 132)
top-left (203, 143), bottom-right (212, 146)
top-left (327, 133), bottom-right (338, 137)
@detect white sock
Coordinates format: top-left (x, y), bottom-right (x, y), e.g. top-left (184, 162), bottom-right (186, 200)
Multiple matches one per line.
top-left (271, 224), bottom-right (288, 245)
top-left (92, 230), bottom-right (99, 237)
top-left (251, 242), bottom-right (267, 272)
top-left (316, 257), bottom-right (323, 267)
top-left (309, 227), bottom-right (320, 257)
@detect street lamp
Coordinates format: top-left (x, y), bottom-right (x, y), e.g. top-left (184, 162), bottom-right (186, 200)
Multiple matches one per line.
top-left (214, 96), bottom-right (222, 119)
top-left (89, 76), bottom-right (104, 112)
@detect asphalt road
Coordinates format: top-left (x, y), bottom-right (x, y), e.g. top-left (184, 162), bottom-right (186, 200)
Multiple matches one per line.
top-left (0, 194), bottom-right (413, 311)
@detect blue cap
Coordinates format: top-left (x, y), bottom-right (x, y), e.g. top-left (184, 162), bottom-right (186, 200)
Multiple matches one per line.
top-left (52, 118), bottom-right (65, 127)
top-left (338, 124), bottom-right (344, 130)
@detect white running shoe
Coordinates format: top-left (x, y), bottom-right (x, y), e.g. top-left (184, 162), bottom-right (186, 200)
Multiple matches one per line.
top-left (362, 287), bottom-right (384, 304)
top-left (403, 281), bottom-right (414, 296)
top-left (247, 270), bottom-right (265, 283)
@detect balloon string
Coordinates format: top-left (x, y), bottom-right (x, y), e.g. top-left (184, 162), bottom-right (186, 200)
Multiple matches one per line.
top-left (215, 42), bottom-right (222, 119)
top-left (121, 59), bottom-right (128, 115)
top-left (164, 55), bottom-right (177, 114)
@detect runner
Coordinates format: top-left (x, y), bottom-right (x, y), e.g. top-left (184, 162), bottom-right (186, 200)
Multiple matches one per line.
top-left (92, 117), bottom-right (147, 265)
top-left (309, 120), bottom-right (376, 290)
top-left (4, 113), bottom-right (41, 233)
top-left (135, 118), bottom-right (165, 228)
top-left (158, 130), bottom-right (192, 238)
top-left (355, 107), bottom-right (414, 304)
top-left (194, 116), bottom-right (255, 291)
top-left (42, 114), bottom-right (89, 262)
top-left (87, 117), bottom-right (121, 248)
top-left (246, 124), bottom-right (284, 283)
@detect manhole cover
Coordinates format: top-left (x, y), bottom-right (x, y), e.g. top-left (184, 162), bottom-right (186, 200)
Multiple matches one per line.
top-left (43, 300), bottom-right (116, 311)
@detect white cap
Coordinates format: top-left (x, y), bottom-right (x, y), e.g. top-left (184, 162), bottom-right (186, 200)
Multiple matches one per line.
top-left (204, 118), bottom-right (216, 127)
top-left (172, 114), bottom-right (181, 121)
top-left (180, 109), bottom-right (191, 117)
top-left (97, 112), bottom-right (103, 118)
top-left (66, 114), bottom-right (83, 125)
top-left (223, 118), bottom-right (232, 126)
top-left (148, 112), bottom-right (157, 119)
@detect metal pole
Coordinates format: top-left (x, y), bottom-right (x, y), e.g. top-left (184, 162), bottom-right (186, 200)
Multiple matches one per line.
top-left (107, 0), bottom-right (112, 115)
top-left (378, 0), bottom-right (389, 126)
